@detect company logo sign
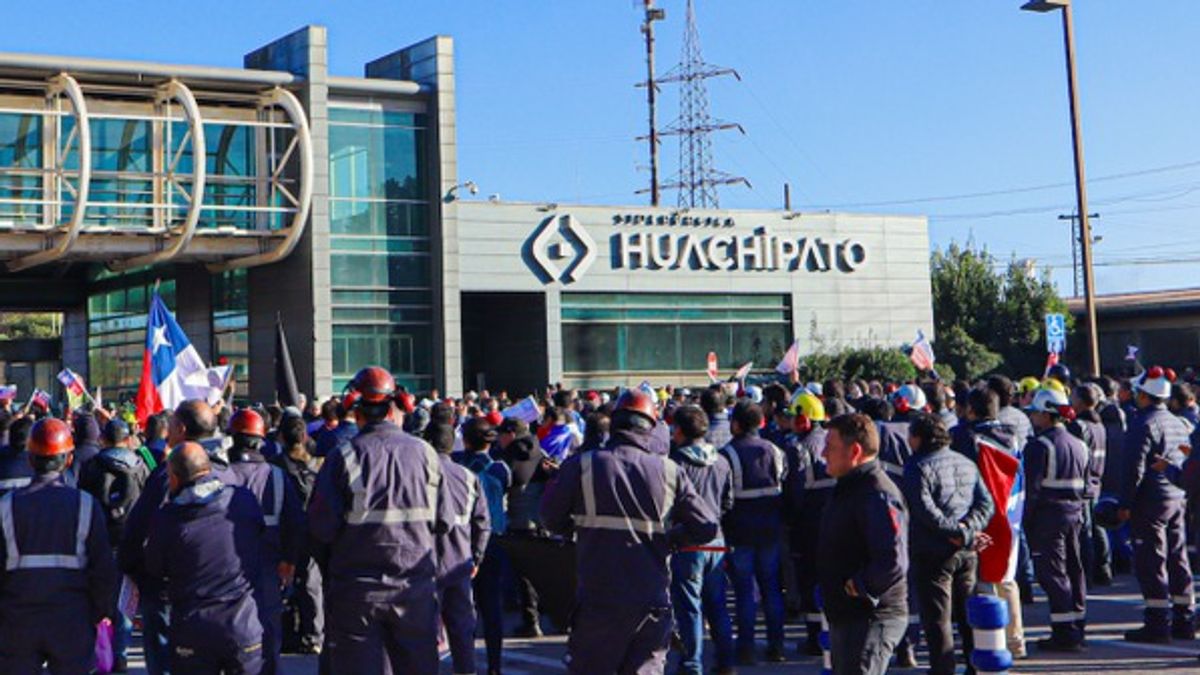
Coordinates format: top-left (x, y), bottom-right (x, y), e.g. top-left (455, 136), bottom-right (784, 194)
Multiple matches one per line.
top-left (614, 227), bottom-right (866, 273)
top-left (524, 211), bottom-right (868, 283)
top-left (528, 214), bottom-right (597, 284)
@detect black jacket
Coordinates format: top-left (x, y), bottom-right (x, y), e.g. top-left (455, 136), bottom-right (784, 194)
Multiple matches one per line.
top-left (817, 460), bottom-right (908, 623)
top-left (950, 419), bottom-right (1020, 463)
top-left (901, 445), bottom-right (994, 558)
top-left (1067, 411), bottom-right (1107, 500)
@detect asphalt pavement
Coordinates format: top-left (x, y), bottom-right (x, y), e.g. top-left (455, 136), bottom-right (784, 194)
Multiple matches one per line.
top-left (127, 573), bottom-right (1200, 674)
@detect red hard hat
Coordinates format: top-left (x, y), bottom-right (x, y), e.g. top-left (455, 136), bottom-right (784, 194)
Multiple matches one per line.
top-left (615, 389), bottom-right (659, 423)
top-left (228, 409), bottom-right (266, 438)
top-left (29, 418), bottom-right (75, 457)
top-left (396, 392), bottom-right (416, 414)
top-left (345, 366), bottom-right (396, 408)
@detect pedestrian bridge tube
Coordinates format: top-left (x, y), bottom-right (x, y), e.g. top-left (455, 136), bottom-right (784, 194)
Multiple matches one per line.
top-left (7, 73), bottom-right (91, 272)
top-left (208, 86), bottom-right (313, 272)
top-left (108, 79), bottom-right (207, 271)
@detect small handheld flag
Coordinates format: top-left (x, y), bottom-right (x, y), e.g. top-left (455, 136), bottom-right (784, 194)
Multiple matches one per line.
top-left (1044, 351), bottom-right (1059, 378)
top-left (57, 368), bottom-right (91, 409)
top-left (909, 330), bottom-right (936, 372)
top-left (0, 385), bottom-right (16, 401)
top-left (775, 340), bottom-right (801, 376)
top-left (732, 361), bottom-right (754, 383)
top-left (29, 389), bottom-right (50, 411)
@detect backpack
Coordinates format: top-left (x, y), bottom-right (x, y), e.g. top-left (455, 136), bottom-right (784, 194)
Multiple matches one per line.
top-left (88, 449), bottom-right (147, 539)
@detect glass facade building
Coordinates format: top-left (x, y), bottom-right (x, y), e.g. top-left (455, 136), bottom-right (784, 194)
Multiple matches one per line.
top-left (328, 106), bottom-right (434, 392)
top-left (0, 28), bottom-right (934, 402)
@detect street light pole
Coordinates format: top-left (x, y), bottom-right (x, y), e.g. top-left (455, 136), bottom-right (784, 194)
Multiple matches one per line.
top-left (1023, 0), bottom-right (1101, 377)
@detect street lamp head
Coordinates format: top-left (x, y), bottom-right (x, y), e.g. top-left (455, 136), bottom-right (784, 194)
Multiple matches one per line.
top-left (1021, 0), bottom-right (1068, 12)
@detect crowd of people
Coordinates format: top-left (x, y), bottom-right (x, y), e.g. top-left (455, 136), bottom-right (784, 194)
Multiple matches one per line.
top-left (0, 359), bottom-right (1198, 674)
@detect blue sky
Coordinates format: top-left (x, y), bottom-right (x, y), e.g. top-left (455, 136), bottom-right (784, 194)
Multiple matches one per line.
top-left (10, 2), bottom-right (1198, 295)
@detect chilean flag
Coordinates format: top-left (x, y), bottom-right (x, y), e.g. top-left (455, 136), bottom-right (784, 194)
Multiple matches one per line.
top-left (135, 293), bottom-right (217, 425)
top-left (974, 438), bottom-right (1022, 584)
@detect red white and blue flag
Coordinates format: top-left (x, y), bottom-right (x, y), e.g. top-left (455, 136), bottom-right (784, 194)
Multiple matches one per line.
top-left (775, 340), bottom-right (801, 376)
top-left (29, 389), bottom-right (50, 410)
top-left (135, 293), bottom-right (220, 425)
top-left (974, 438), bottom-right (1021, 584)
top-left (909, 329), bottom-right (936, 372)
top-left (57, 368), bottom-right (87, 398)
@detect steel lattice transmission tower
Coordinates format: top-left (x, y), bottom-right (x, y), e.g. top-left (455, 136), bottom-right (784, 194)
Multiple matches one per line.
top-left (638, 0), bottom-right (749, 208)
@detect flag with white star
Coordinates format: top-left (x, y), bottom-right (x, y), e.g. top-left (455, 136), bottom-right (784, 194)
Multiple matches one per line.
top-left (135, 292), bottom-right (220, 424)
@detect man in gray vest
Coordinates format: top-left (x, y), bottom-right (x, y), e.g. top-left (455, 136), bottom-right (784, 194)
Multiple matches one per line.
top-left (542, 389), bottom-right (717, 674)
top-left (0, 417), bottom-right (117, 673)
top-left (308, 366), bottom-right (452, 673)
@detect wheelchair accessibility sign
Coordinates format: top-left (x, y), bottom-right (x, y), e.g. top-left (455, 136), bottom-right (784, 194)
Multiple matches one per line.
top-left (1045, 313), bottom-right (1066, 355)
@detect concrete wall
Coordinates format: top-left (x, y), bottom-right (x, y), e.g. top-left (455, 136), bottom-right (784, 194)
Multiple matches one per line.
top-left (457, 202), bottom-right (934, 381)
top-left (244, 26), bottom-right (332, 402)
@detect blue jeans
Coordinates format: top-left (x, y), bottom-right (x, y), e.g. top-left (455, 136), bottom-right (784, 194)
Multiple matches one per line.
top-left (111, 575), bottom-right (133, 660)
top-left (729, 542), bottom-right (785, 652)
top-left (671, 549), bottom-right (734, 674)
top-left (141, 591), bottom-right (171, 675)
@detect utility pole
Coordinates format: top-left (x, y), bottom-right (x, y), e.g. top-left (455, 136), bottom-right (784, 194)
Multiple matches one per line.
top-left (1057, 212), bottom-right (1099, 297)
top-left (1060, 4), bottom-right (1101, 377)
top-left (1022, 0), bottom-right (1101, 377)
top-left (639, 0), bottom-right (665, 207)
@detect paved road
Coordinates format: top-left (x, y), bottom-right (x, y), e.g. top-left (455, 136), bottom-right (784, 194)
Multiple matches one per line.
top-left (127, 574), bottom-right (1200, 673)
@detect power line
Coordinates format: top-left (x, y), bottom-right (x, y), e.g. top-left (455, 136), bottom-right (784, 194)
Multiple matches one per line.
top-left (810, 158), bottom-right (1200, 209)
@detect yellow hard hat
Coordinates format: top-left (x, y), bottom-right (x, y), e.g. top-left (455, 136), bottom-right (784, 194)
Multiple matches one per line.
top-left (790, 391), bottom-right (827, 422)
top-left (656, 388), bottom-right (670, 403)
top-left (1040, 378), bottom-right (1067, 395)
top-left (1018, 376), bottom-right (1041, 394)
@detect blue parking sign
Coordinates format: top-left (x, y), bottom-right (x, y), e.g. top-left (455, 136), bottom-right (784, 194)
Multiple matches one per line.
top-left (1045, 313), bottom-right (1066, 354)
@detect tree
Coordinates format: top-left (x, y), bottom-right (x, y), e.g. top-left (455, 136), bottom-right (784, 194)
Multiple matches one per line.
top-left (799, 346), bottom-right (919, 383)
top-left (930, 244), bottom-right (1072, 379)
top-left (0, 312), bottom-right (60, 340)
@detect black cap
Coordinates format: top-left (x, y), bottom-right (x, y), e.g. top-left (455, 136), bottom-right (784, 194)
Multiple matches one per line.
top-left (103, 419), bottom-right (131, 445)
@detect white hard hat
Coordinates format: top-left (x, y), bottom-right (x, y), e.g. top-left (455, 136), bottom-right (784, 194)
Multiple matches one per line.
top-left (745, 385), bottom-right (763, 403)
top-left (891, 384), bottom-right (926, 412)
top-left (1133, 366), bottom-right (1174, 400)
top-left (1023, 387), bottom-right (1070, 415)
top-left (806, 381), bottom-right (824, 397)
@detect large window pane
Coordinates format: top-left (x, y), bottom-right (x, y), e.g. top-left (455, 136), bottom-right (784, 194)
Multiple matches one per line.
top-left (563, 324), bottom-right (619, 373)
top-left (331, 200), bottom-right (428, 237)
top-left (680, 323), bottom-right (731, 372)
top-left (562, 293), bottom-right (791, 376)
top-left (331, 253), bottom-right (431, 289)
top-left (330, 124), bottom-right (426, 200)
top-left (732, 323), bottom-right (789, 367)
top-left (625, 324), bottom-right (680, 371)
